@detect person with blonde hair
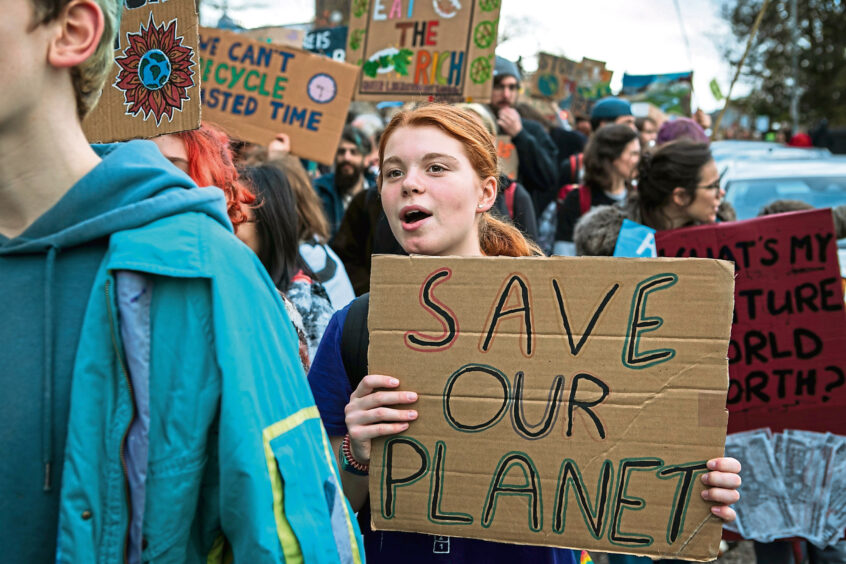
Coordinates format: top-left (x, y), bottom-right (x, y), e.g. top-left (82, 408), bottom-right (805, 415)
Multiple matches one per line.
top-left (0, 0), bottom-right (363, 560)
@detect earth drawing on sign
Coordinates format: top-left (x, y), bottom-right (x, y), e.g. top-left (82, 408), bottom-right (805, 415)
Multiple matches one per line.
top-left (114, 15), bottom-right (195, 124)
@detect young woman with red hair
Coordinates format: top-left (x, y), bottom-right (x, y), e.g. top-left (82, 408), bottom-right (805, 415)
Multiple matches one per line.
top-left (307, 104), bottom-right (741, 563)
top-left (152, 123), bottom-right (255, 231)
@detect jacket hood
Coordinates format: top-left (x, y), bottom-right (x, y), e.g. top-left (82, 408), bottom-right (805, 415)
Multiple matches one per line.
top-left (0, 140), bottom-right (231, 255)
top-left (0, 139), bottom-right (233, 497)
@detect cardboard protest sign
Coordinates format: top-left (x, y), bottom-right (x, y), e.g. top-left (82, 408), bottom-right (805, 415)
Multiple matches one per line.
top-left (496, 135), bottom-right (518, 179)
top-left (533, 52), bottom-right (612, 110)
top-left (368, 255), bottom-right (735, 560)
top-left (84, 0), bottom-right (201, 142)
top-left (656, 210), bottom-right (846, 434)
top-left (198, 27), bottom-right (359, 164)
top-left (346, 0), bottom-right (501, 102)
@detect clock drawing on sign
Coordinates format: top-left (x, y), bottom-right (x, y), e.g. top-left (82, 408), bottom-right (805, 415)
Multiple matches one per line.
top-left (307, 73), bottom-right (337, 104)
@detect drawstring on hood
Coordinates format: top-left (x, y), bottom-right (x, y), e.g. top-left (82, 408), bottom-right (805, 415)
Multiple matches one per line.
top-left (0, 140), bottom-right (233, 501)
top-left (43, 245), bottom-right (58, 491)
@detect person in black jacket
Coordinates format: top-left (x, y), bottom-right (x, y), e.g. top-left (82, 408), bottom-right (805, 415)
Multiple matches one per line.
top-left (489, 56), bottom-right (558, 214)
top-left (330, 187), bottom-right (405, 296)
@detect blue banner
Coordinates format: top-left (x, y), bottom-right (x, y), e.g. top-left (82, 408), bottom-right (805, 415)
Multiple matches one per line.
top-left (613, 219), bottom-right (657, 258)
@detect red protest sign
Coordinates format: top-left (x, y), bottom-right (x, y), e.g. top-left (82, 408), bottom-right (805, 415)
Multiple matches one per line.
top-left (656, 209), bottom-right (846, 434)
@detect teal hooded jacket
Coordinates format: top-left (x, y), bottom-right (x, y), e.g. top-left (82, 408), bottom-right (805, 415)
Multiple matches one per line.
top-left (0, 141), bottom-right (363, 563)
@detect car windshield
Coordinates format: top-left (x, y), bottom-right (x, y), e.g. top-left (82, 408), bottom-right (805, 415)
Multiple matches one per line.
top-left (725, 176), bottom-right (846, 220)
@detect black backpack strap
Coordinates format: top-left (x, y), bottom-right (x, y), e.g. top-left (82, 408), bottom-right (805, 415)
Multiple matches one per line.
top-left (341, 293), bottom-right (370, 391)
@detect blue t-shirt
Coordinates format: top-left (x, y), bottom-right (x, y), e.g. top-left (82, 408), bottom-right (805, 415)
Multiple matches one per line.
top-left (308, 303), bottom-right (582, 564)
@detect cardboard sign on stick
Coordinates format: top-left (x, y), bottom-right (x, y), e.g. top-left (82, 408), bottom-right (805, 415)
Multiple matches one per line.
top-left (367, 255), bottom-right (735, 561)
top-left (198, 27), bottom-right (359, 164)
top-left (84, 0), bottom-right (201, 142)
top-left (656, 210), bottom-right (846, 434)
top-left (346, 0), bottom-right (501, 102)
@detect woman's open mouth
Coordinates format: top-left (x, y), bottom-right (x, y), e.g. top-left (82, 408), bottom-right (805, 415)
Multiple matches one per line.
top-left (400, 206), bottom-right (432, 230)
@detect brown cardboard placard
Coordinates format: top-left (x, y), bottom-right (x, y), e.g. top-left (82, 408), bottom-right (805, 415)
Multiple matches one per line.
top-left (346, 0), bottom-right (501, 102)
top-left (496, 135), bottom-right (518, 180)
top-left (532, 52), bottom-right (612, 105)
top-left (198, 27), bottom-right (359, 164)
top-left (367, 255), bottom-right (735, 561)
top-left (84, 0), bottom-right (200, 141)
top-left (84, 0), bottom-right (201, 142)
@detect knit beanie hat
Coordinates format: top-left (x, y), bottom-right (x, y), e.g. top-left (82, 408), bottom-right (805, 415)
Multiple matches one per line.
top-left (590, 97), bottom-right (633, 120)
top-left (494, 56), bottom-right (522, 82)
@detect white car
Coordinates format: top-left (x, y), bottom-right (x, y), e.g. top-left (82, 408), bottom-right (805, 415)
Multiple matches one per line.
top-left (711, 140), bottom-right (831, 166)
top-left (721, 158), bottom-right (846, 219)
top-left (720, 157), bottom-right (846, 276)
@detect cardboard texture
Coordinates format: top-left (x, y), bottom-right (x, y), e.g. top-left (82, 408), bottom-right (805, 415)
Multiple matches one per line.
top-left (346, 0), bottom-right (501, 102)
top-left (496, 135), bottom-right (518, 180)
top-left (198, 27), bottom-right (359, 164)
top-left (532, 52), bottom-right (612, 111)
top-left (367, 255), bottom-right (735, 560)
top-left (84, 0), bottom-right (201, 142)
top-left (656, 210), bottom-right (846, 435)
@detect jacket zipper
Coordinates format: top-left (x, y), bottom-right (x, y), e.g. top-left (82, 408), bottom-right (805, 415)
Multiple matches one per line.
top-left (105, 276), bottom-right (136, 564)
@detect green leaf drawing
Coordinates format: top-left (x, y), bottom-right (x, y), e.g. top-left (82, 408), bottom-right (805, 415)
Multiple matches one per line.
top-left (353, 0), bottom-right (368, 18)
top-left (363, 60), bottom-right (380, 78)
top-left (392, 49), bottom-right (413, 76)
top-left (349, 30), bottom-right (365, 51)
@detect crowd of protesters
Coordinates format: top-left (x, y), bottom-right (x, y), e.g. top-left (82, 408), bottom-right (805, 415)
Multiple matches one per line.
top-left (6, 0), bottom-right (846, 562)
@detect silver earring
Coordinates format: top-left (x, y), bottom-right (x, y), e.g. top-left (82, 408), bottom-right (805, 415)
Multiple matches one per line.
top-left (477, 204), bottom-right (483, 209)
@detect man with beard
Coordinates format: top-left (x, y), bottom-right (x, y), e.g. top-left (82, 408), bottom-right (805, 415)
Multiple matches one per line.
top-left (489, 56), bottom-right (559, 215)
top-left (314, 125), bottom-right (377, 236)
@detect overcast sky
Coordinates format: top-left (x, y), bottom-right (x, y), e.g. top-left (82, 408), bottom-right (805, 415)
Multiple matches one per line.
top-left (200, 0), bottom-right (746, 112)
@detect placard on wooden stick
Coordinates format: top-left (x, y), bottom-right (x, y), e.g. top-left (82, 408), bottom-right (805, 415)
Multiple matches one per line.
top-left (198, 27), bottom-right (359, 165)
top-left (346, 0), bottom-right (501, 102)
top-left (367, 255), bottom-right (735, 561)
top-left (84, 0), bottom-right (201, 142)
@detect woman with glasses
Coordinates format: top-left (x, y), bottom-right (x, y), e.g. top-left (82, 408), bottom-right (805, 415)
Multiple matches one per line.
top-left (571, 140), bottom-right (726, 257)
top-left (627, 140), bottom-right (724, 231)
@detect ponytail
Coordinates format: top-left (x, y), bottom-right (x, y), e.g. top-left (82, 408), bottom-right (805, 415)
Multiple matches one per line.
top-left (478, 213), bottom-right (543, 257)
top-left (635, 140), bottom-right (712, 231)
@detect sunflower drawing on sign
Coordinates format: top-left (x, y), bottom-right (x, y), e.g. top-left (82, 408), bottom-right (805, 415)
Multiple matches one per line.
top-left (114, 15), bottom-right (195, 125)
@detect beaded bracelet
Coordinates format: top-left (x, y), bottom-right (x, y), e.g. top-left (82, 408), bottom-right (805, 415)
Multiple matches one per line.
top-left (340, 433), bottom-right (369, 476)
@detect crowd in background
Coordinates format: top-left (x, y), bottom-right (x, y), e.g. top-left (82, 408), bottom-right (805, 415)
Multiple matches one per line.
top-left (2, 1), bottom-right (842, 562)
